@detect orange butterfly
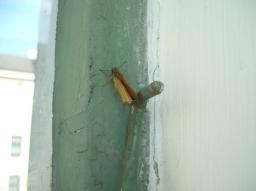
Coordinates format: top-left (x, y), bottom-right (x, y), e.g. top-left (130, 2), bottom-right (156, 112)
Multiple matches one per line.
top-left (111, 68), bottom-right (137, 104)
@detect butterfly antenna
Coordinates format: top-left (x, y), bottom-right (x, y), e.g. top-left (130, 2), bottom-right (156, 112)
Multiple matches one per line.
top-left (99, 69), bottom-right (111, 76)
top-left (116, 61), bottom-right (127, 69)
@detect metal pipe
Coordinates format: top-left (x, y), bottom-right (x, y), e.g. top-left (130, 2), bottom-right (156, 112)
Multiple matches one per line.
top-left (136, 81), bottom-right (164, 107)
top-left (120, 81), bottom-right (164, 190)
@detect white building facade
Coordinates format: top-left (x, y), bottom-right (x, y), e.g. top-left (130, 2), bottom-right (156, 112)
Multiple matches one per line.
top-left (0, 56), bottom-right (34, 191)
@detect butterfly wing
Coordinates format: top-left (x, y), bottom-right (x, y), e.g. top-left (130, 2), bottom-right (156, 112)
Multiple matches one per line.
top-left (112, 76), bottom-right (133, 104)
top-left (112, 68), bottom-right (137, 101)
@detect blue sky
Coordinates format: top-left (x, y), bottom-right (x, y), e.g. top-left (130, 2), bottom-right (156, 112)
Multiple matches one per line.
top-left (0, 0), bottom-right (40, 57)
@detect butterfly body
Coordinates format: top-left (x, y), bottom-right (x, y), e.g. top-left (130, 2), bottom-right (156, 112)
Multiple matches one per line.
top-left (112, 68), bottom-right (137, 104)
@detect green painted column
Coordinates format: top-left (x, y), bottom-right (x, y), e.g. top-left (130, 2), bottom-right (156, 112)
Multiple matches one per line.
top-left (53, 0), bottom-right (148, 190)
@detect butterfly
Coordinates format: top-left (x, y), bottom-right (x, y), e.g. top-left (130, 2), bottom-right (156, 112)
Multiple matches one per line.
top-left (111, 68), bottom-right (137, 104)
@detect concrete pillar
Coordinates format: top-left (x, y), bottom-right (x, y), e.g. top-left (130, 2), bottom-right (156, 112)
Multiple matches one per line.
top-left (52, 0), bottom-right (148, 190)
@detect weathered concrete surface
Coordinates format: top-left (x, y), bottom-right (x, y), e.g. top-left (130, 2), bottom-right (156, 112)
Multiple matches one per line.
top-left (53, 0), bottom-right (148, 190)
top-left (28, 0), bottom-right (58, 190)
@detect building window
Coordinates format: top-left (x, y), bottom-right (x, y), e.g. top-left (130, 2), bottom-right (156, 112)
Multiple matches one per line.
top-left (9, 176), bottom-right (20, 191)
top-left (11, 136), bottom-right (21, 156)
